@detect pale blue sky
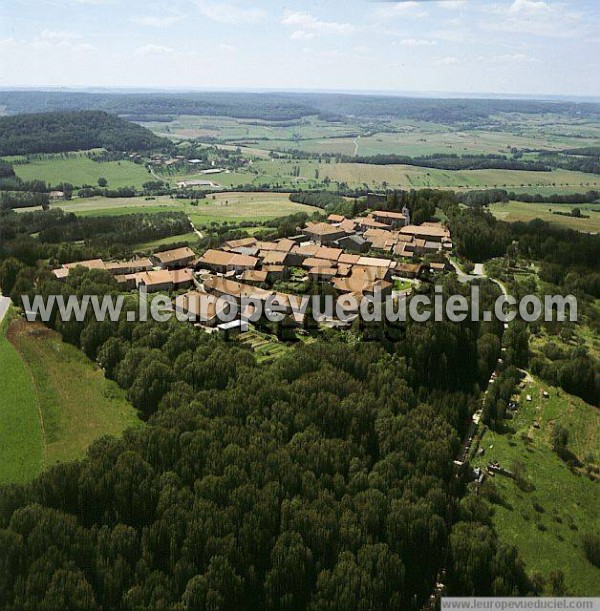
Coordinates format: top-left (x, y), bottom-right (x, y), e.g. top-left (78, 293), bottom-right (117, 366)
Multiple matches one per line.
top-left (0, 0), bottom-right (598, 97)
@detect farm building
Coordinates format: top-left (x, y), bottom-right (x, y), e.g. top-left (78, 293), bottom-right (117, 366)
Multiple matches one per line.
top-left (173, 291), bottom-right (228, 326)
top-left (151, 247), bottom-right (197, 269)
top-left (304, 222), bottom-right (347, 246)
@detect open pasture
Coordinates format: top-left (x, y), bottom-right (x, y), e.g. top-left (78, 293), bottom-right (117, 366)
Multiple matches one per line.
top-left (472, 379), bottom-right (600, 595)
top-left (174, 159), bottom-right (600, 195)
top-left (489, 201), bottom-right (600, 232)
top-left (0, 314), bottom-right (42, 484)
top-left (187, 191), bottom-right (319, 226)
top-left (11, 153), bottom-right (151, 188)
top-left (140, 114), bottom-right (358, 143)
top-left (142, 113), bottom-right (600, 158)
top-left (8, 319), bottom-right (141, 469)
top-left (44, 192), bottom-right (319, 225)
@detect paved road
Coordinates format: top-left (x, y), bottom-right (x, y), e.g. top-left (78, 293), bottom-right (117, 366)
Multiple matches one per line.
top-left (188, 216), bottom-right (204, 239)
top-left (448, 259), bottom-right (484, 283)
top-left (0, 294), bottom-right (10, 325)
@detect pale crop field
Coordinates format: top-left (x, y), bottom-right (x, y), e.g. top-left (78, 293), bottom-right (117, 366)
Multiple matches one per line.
top-left (489, 201), bottom-right (600, 232)
top-left (34, 192), bottom-right (320, 225)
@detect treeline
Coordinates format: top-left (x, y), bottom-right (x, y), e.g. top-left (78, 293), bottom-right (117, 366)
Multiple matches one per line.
top-left (0, 191), bottom-right (50, 210)
top-left (0, 208), bottom-right (191, 264)
top-left (37, 211), bottom-right (192, 249)
top-left (540, 150), bottom-right (600, 175)
top-left (2, 91), bottom-right (599, 124)
top-left (531, 343), bottom-right (600, 406)
top-left (458, 189), bottom-right (599, 207)
top-left (0, 92), bottom-right (315, 122)
top-left (0, 160), bottom-right (15, 178)
top-left (0, 111), bottom-right (168, 156)
top-left (512, 190), bottom-right (599, 204)
top-left (350, 153), bottom-right (550, 172)
top-left (289, 191), bottom-right (346, 210)
top-left (77, 186), bottom-right (138, 199)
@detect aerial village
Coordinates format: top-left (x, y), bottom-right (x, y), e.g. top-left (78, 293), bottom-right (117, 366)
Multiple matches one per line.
top-left (51, 205), bottom-right (453, 333)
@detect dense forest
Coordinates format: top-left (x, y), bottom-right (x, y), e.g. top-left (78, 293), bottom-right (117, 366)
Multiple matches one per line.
top-left (1, 91), bottom-right (599, 124)
top-left (0, 111), bottom-right (168, 155)
top-left (0, 209), bottom-right (191, 264)
top-left (288, 192), bottom-right (347, 210)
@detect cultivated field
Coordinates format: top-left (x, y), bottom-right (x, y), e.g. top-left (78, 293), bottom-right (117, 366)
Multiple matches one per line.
top-left (11, 153), bottom-right (151, 188)
top-left (489, 201), bottom-right (600, 232)
top-left (43, 192), bottom-right (320, 225)
top-left (320, 164), bottom-right (600, 191)
top-left (169, 160), bottom-right (600, 194)
top-left (7, 320), bottom-right (141, 472)
top-left (0, 315), bottom-right (41, 484)
top-left (472, 378), bottom-right (600, 595)
top-left (140, 114), bottom-right (600, 157)
top-left (187, 191), bottom-right (318, 225)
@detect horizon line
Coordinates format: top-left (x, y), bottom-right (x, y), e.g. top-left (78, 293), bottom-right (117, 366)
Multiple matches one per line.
top-left (1, 86), bottom-right (599, 104)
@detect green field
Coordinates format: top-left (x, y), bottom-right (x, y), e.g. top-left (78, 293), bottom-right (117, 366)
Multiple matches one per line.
top-left (472, 378), bottom-right (600, 595)
top-left (8, 319), bottom-right (141, 472)
top-left (166, 159), bottom-right (600, 195)
top-left (40, 192), bottom-right (320, 226)
top-left (7, 136), bottom-right (600, 199)
top-left (140, 114), bottom-right (600, 158)
top-left (0, 313), bottom-right (42, 484)
top-left (136, 231), bottom-right (199, 251)
top-left (11, 153), bottom-right (152, 188)
top-left (489, 201), bottom-right (600, 232)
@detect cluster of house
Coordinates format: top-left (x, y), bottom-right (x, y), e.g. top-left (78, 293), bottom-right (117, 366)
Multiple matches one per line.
top-left (52, 247), bottom-right (198, 293)
top-left (174, 210), bottom-right (452, 328)
top-left (320, 207), bottom-right (453, 259)
top-left (52, 210), bottom-right (452, 331)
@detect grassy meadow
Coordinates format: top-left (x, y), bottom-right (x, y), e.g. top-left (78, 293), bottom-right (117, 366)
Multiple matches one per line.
top-left (136, 231), bottom-right (199, 251)
top-left (168, 158), bottom-right (600, 194)
top-left (472, 378), bottom-right (600, 595)
top-left (0, 313), bottom-right (42, 484)
top-left (489, 201), bottom-right (600, 232)
top-left (40, 192), bottom-right (320, 226)
top-left (7, 319), bottom-right (141, 472)
top-left (12, 153), bottom-right (152, 188)
top-left (140, 114), bottom-right (600, 157)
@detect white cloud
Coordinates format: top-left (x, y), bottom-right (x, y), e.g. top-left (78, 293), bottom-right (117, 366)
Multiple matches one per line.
top-left (195, 0), bottom-right (267, 25)
top-left (508, 0), bottom-right (551, 15)
top-left (480, 0), bottom-right (586, 39)
top-left (376, 2), bottom-right (428, 19)
top-left (218, 43), bottom-right (237, 52)
top-left (439, 0), bottom-right (467, 8)
top-left (34, 30), bottom-right (95, 51)
top-left (282, 12), bottom-right (356, 36)
top-left (291, 31), bottom-right (314, 41)
top-left (491, 53), bottom-right (539, 63)
top-left (434, 55), bottom-right (460, 66)
top-left (134, 44), bottom-right (176, 56)
top-left (132, 15), bottom-right (182, 28)
top-left (396, 38), bottom-right (437, 47)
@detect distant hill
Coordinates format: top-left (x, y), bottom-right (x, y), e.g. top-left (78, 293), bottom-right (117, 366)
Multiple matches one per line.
top-left (1, 90), bottom-right (600, 124)
top-left (0, 110), bottom-right (168, 155)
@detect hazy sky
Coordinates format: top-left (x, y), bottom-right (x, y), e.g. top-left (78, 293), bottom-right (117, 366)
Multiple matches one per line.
top-left (1, 0), bottom-right (599, 97)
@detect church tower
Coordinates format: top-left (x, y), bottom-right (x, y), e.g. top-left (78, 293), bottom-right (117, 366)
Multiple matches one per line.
top-left (402, 204), bottom-right (411, 226)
